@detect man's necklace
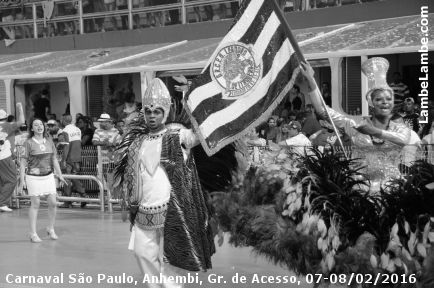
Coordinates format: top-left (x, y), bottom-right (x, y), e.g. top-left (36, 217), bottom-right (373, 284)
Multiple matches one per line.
top-left (146, 129), bottom-right (166, 140)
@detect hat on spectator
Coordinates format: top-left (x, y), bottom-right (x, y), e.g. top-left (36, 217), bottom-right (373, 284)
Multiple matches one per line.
top-left (288, 121), bottom-right (302, 131)
top-left (98, 113), bottom-right (112, 122)
top-left (47, 119), bottom-right (57, 125)
top-left (0, 109), bottom-right (8, 121)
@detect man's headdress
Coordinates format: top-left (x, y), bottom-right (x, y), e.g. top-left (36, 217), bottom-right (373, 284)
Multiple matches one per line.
top-left (142, 78), bottom-right (171, 124)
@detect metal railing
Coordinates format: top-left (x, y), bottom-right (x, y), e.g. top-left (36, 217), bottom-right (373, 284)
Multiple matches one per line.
top-left (59, 174), bottom-right (105, 211)
top-left (0, 0), bottom-right (381, 40)
top-left (12, 144), bottom-right (112, 212)
top-left (14, 174), bottom-right (105, 211)
top-left (0, 0), bottom-right (241, 39)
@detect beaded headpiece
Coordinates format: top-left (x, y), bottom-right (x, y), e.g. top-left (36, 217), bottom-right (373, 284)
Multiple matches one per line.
top-left (142, 78), bottom-right (172, 124)
top-left (361, 57), bottom-right (394, 107)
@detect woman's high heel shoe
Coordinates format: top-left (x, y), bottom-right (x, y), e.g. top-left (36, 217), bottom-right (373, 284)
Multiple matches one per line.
top-left (46, 228), bottom-right (58, 240)
top-left (30, 233), bottom-right (42, 243)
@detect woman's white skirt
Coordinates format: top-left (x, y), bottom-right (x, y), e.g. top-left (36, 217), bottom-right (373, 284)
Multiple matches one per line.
top-left (26, 174), bottom-right (57, 197)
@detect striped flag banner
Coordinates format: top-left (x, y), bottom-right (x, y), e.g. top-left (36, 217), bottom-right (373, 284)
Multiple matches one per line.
top-left (185, 0), bottom-right (301, 156)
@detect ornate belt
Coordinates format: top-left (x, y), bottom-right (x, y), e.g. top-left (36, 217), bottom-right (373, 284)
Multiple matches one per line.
top-left (135, 203), bottom-right (168, 230)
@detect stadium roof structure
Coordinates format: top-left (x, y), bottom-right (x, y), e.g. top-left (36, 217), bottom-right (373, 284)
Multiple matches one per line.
top-left (0, 13), bottom-right (432, 80)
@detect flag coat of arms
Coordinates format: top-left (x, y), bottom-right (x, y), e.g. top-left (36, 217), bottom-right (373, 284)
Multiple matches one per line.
top-left (185, 0), bottom-right (301, 156)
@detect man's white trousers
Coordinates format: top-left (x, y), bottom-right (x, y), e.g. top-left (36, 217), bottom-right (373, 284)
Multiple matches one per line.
top-left (130, 226), bottom-right (186, 288)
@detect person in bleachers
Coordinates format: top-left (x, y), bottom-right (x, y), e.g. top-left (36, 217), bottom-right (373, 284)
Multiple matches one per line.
top-left (116, 0), bottom-right (129, 29)
top-left (259, 117), bottom-right (280, 144)
top-left (119, 91), bottom-right (140, 128)
top-left (33, 90), bottom-right (50, 122)
top-left (288, 84), bottom-right (304, 111)
top-left (47, 119), bottom-right (62, 145)
top-left (276, 122), bottom-right (291, 143)
top-left (389, 72), bottom-right (410, 108)
top-left (132, 0), bottom-right (147, 28)
top-left (93, 0), bottom-right (106, 32)
top-left (47, 113), bottom-right (57, 121)
top-left (82, 0), bottom-right (96, 33)
top-left (301, 104), bottom-right (322, 137)
top-left (310, 120), bottom-right (341, 150)
top-left (92, 113), bottom-right (121, 147)
top-left (115, 120), bottom-right (125, 136)
top-left (295, 111), bottom-right (309, 128)
top-left (321, 82), bottom-right (331, 106)
top-left (399, 97), bottom-right (420, 133)
top-left (278, 120), bottom-right (312, 157)
top-left (92, 113), bottom-right (121, 193)
top-left (76, 116), bottom-right (95, 146)
top-left (1, 8), bottom-right (16, 40)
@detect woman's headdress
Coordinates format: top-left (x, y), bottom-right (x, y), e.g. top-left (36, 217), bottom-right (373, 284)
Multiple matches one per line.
top-left (361, 57), bottom-right (394, 107)
top-left (142, 78), bottom-right (172, 124)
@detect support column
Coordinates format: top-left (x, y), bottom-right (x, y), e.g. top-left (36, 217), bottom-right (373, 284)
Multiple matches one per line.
top-left (4, 79), bottom-right (14, 114)
top-left (67, 76), bottom-right (86, 120)
top-left (328, 57), bottom-right (346, 114)
top-left (360, 55), bottom-right (369, 116)
top-left (181, 0), bottom-right (186, 25)
top-left (78, 0), bottom-right (84, 34)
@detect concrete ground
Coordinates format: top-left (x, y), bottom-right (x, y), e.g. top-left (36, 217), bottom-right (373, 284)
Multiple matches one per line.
top-left (0, 205), bottom-right (314, 288)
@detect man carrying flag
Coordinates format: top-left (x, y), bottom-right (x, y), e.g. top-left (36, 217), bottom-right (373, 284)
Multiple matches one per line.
top-left (185, 0), bottom-right (301, 156)
top-left (114, 1), bottom-right (306, 285)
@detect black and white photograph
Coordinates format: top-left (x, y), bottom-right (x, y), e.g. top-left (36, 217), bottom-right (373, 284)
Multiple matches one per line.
top-left (0, 0), bottom-right (433, 287)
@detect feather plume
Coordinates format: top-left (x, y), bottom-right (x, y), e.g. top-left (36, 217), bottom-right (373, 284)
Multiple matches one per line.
top-left (113, 115), bottom-right (148, 201)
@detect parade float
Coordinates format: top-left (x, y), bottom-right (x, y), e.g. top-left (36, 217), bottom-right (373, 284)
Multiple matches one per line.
top-left (211, 146), bottom-right (434, 288)
top-left (181, 1), bottom-right (434, 285)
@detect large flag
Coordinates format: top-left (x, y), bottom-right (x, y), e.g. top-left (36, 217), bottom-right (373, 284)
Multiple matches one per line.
top-left (185, 0), bottom-right (301, 156)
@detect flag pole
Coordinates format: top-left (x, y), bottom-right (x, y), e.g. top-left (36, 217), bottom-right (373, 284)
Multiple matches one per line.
top-left (271, 0), bottom-right (348, 160)
top-left (271, 0), bottom-right (306, 63)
